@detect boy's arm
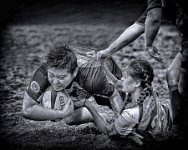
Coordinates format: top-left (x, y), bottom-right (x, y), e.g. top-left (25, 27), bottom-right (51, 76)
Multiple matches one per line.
top-left (22, 92), bottom-right (73, 121)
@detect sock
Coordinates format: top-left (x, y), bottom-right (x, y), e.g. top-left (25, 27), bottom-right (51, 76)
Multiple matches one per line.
top-left (169, 87), bottom-right (186, 126)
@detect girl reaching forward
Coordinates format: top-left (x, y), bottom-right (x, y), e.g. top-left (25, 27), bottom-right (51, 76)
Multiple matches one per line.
top-left (84, 59), bottom-right (172, 144)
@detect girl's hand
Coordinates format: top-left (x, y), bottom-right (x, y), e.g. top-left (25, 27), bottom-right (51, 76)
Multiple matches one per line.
top-left (84, 96), bottom-right (96, 107)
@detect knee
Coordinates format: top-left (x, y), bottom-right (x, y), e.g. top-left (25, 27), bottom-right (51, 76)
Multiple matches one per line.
top-left (178, 69), bottom-right (188, 98)
top-left (166, 68), bottom-right (179, 88)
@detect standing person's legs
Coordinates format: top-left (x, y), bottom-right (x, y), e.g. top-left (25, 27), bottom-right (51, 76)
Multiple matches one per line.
top-left (178, 16), bottom-right (188, 138)
top-left (179, 15), bottom-right (188, 98)
top-left (166, 53), bottom-right (186, 132)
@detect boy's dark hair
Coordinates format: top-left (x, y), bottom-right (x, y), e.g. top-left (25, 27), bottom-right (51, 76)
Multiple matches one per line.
top-left (47, 44), bottom-right (77, 73)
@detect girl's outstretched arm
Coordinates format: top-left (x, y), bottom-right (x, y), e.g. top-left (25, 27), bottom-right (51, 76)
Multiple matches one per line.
top-left (103, 61), bottom-right (119, 85)
top-left (85, 99), bottom-right (117, 136)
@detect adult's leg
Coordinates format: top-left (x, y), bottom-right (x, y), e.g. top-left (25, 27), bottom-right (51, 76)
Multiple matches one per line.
top-left (166, 53), bottom-right (186, 127)
top-left (179, 15), bottom-right (188, 98)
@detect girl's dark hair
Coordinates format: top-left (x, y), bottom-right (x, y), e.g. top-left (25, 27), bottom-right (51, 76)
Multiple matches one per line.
top-left (128, 59), bottom-right (154, 106)
top-left (47, 44), bottom-right (77, 73)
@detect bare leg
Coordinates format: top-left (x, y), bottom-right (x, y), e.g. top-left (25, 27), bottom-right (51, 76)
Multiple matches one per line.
top-left (179, 48), bottom-right (188, 98)
top-left (180, 16), bottom-right (188, 98)
top-left (166, 53), bottom-right (186, 137)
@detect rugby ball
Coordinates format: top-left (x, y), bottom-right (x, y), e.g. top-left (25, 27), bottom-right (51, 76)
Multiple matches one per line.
top-left (41, 86), bottom-right (74, 111)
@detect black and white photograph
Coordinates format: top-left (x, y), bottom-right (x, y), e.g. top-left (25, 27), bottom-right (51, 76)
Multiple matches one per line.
top-left (0, 0), bottom-right (187, 149)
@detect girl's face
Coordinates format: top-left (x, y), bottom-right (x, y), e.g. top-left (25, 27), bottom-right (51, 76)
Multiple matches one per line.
top-left (121, 67), bottom-right (139, 93)
top-left (48, 67), bottom-right (74, 91)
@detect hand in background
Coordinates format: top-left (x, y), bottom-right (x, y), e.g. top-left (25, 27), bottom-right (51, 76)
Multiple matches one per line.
top-left (146, 46), bottom-right (164, 63)
top-left (86, 50), bottom-right (107, 60)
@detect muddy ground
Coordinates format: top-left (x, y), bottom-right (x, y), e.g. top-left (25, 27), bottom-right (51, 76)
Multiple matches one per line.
top-left (0, 1), bottom-right (184, 150)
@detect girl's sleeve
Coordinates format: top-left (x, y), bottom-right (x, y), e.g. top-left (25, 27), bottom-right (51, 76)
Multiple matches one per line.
top-left (114, 107), bottom-right (139, 136)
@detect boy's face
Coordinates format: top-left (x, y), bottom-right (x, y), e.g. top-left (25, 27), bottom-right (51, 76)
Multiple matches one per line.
top-left (47, 67), bottom-right (75, 91)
